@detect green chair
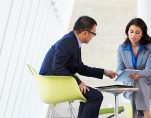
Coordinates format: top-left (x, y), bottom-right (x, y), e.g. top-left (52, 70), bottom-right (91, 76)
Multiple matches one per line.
top-left (27, 64), bottom-right (86, 118)
top-left (99, 106), bottom-right (124, 118)
top-left (27, 64), bottom-right (124, 118)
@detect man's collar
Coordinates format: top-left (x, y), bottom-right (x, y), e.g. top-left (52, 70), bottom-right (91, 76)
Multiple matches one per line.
top-left (74, 32), bottom-right (81, 48)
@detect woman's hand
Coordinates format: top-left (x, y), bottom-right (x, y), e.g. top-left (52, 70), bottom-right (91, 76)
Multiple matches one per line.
top-left (129, 73), bottom-right (140, 80)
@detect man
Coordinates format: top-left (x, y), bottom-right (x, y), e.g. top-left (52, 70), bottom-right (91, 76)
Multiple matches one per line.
top-left (39, 16), bottom-right (117, 118)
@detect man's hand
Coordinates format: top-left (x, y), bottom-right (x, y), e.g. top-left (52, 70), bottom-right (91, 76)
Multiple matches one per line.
top-left (104, 69), bottom-right (117, 79)
top-left (79, 82), bottom-right (90, 94)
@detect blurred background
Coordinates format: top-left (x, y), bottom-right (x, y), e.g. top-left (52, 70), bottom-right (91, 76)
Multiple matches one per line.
top-left (0, 0), bottom-right (151, 117)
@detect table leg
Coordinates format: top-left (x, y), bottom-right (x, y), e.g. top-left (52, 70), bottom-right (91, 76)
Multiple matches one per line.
top-left (114, 94), bottom-right (119, 118)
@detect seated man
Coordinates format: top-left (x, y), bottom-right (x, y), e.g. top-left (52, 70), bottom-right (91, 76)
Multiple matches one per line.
top-left (39, 16), bottom-right (117, 118)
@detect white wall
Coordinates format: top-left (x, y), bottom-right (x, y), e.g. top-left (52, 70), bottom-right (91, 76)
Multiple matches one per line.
top-left (0, 0), bottom-right (75, 118)
top-left (137, 0), bottom-right (151, 35)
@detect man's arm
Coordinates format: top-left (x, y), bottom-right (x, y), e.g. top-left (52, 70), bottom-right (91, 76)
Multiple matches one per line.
top-left (77, 61), bottom-right (104, 79)
top-left (77, 61), bottom-right (116, 79)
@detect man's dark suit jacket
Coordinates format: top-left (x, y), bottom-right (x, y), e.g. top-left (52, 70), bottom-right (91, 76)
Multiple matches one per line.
top-left (39, 31), bottom-right (104, 84)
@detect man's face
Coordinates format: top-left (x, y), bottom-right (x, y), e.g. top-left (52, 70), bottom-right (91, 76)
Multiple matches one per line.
top-left (82, 25), bottom-right (97, 43)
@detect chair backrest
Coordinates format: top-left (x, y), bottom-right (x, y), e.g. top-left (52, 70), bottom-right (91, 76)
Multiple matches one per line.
top-left (27, 64), bottom-right (86, 104)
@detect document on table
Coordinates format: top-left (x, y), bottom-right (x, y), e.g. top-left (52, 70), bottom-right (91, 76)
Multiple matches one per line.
top-left (96, 84), bottom-right (133, 89)
top-left (115, 69), bottom-right (140, 83)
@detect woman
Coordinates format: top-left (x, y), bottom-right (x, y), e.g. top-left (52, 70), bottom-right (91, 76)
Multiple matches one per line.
top-left (117, 18), bottom-right (151, 118)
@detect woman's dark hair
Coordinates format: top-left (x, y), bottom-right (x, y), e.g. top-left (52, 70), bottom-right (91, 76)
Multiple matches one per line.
top-left (73, 16), bottom-right (97, 33)
top-left (124, 18), bottom-right (151, 45)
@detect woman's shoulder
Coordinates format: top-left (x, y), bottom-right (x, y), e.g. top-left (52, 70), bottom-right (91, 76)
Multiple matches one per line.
top-left (118, 44), bottom-right (129, 50)
top-left (146, 43), bottom-right (151, 51)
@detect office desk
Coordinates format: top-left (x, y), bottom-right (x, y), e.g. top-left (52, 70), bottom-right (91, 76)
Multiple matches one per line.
top-left (96, 85), bottom-right (138, 118)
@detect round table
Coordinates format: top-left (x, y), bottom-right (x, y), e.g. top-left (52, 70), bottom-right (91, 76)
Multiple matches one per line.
top-left (96, 85), bottom-right (139, 118)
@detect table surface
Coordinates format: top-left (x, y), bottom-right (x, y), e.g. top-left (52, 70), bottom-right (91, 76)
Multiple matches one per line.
top-left (98, 87), bottom-right (139, 92)
top-left (96, 85), bottom-right (139, 93)
top-left (96, 85), bottom-right (139, 118)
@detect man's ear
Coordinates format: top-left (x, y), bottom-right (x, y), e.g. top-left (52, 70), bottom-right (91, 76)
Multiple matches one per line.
top-left (82, 31), bottom-right (87, 35)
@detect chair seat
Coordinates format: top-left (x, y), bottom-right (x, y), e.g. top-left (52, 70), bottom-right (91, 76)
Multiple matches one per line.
top-left (99, 106), bottom-right (124, 118)
top-left (100, 106), bottom-right (124, 114)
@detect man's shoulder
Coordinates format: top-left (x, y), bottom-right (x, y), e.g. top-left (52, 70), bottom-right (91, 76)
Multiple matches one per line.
top-left (63, 31), bottom-right (76, 40)
top-left (53, 31), bottom-right (78, 51)
top-left (59, 31), bottom-right (77, 45)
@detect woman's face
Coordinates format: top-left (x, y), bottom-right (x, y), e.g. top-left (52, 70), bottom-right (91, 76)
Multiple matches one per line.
top-left (128, 25), bottom-right (143, 45)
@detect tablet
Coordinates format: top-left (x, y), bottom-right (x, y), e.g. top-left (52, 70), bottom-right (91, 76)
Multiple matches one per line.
top-left (115, 69), bottom-right (140, 83)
